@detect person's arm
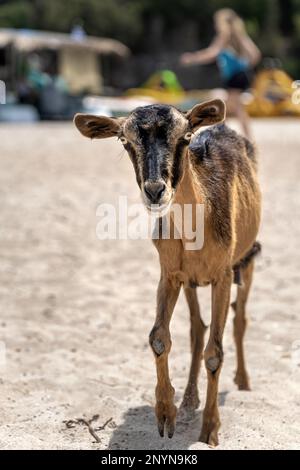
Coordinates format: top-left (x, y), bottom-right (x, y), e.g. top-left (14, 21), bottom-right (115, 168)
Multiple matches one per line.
top-left (240, 36), bottom-right (261, 66)
top-left (180, 36), bottom-right (225, 66)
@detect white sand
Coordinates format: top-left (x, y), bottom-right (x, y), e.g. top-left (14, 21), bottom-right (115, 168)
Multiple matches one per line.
top-left (0, 119), bottom-right (299, 450)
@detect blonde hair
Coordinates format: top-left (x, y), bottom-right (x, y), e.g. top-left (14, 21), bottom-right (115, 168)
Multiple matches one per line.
top-left (214, 8), bottom-right (249, 57)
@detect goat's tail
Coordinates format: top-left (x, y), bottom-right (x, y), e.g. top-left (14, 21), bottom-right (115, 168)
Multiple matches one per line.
top-left (233, 241), bottom-right (262, 285)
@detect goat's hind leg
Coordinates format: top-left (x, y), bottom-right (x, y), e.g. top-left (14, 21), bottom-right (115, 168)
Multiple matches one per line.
top-left (180, 287), bottom-right (207, 415)
top-left (200, 268), bottom-right (232, 446)
top-left (231, 258), bottom-right (255, 391)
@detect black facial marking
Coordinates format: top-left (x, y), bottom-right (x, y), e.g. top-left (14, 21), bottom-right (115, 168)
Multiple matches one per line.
top-left (133, 104), bottom-right (172, 122)
top-left (131, 105), bottom-right (174, 182)
top-left (134, 105), bottom-right (172, 145)
top-left (124, 104), bottom-right (189, 190)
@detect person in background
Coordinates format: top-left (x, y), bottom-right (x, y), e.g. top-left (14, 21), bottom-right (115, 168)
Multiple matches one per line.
top-left (181, 8), bottom-right (261, 139)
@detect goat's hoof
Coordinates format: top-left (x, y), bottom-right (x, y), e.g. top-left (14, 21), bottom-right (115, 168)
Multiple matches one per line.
top-left (179, 389), bottom-right (200, 421)
top-left (178, 406), bottom-right (196, 423)
top-left (199, 421), bottom-right (220, 447)
top-left (155, 402), bottom-right (177, 438)
top-left (234, 372), bottom-right (251, 391)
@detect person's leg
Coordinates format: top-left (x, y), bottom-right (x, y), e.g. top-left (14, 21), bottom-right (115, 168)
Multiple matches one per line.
top-left (227, 89), bottom-right (252, 140)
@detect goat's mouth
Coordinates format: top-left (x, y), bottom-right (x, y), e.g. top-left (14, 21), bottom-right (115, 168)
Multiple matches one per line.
top-left (142, 191), bottom-right (174, 216)
top-left (146, 199), bottom-right (173, 216)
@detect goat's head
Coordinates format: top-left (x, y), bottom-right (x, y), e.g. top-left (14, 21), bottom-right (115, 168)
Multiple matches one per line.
top-left (74, 99), bottom-right (225, 213)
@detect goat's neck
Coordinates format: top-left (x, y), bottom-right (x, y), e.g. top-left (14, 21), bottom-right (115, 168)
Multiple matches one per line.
top-left (173, 149), bottom-right (206, 207)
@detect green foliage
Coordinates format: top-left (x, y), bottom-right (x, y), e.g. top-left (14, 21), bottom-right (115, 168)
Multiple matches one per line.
top-left (40, 0), bottom-right (143, 46)
top-left (0, 0), bottom-right (144, 46)
top-left (0, 0), bottom-right (34, 28)
top-left (294, 12), bottom-right (300, 37)
top-left (212, 0), bottom-right (269, 22)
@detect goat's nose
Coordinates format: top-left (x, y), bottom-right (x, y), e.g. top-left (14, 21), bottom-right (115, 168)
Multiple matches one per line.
top-left (144, 181), bottom-right (166, 203)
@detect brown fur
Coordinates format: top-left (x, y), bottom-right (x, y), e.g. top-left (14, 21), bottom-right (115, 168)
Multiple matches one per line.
top-left (74, 99), bottom-right (262, 446)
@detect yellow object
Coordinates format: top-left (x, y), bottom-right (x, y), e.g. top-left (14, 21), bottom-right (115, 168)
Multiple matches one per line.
top-left (125, 87), bottom-right (185, 105)
top-left (246, 69), bottom-right (300, 117)
top-left (125, 70), bottom-right (185, 105)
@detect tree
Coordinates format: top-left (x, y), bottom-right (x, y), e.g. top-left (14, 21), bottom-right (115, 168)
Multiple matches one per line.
top-left (278, 0), bottom-right (294, 35)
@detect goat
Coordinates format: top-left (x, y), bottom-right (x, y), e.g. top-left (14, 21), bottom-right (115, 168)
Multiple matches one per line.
top-left (74, 99), bottom-right (261, 446)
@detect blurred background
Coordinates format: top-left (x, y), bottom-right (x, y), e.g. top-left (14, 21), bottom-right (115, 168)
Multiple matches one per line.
top-left (0, 0), bottom-right (300, 120)
top-left (0, 0), bottom-right (300, 451)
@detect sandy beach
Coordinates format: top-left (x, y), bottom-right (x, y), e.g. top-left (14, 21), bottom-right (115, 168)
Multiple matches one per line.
top-left (0, 118), bottom-right (299, 450)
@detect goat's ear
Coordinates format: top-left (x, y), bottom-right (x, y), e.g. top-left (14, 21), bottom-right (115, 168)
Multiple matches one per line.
top-left (186, 99), bottom-right (226, 131)
top-left (74, 114), bottom-right (125, 139)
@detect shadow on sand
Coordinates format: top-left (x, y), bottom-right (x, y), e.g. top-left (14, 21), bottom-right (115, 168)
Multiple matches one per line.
top-left (108, 391), bottom-right (229, 450)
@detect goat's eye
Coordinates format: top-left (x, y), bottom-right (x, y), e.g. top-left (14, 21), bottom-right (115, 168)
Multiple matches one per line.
top-left (184, 132), bottom-right (193, 141)
top-left (120, 136), bottom-right (128, 145)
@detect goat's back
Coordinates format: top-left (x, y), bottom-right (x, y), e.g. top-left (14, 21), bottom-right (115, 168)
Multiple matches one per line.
top-left (188, 123), bottom-right (257, 176)
top-left (188, 124), bottom-right (260, 251)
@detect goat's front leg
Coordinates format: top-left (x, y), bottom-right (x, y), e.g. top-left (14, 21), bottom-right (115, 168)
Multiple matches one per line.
top-left (180, 287), bottom-right (207, 414)
top-left (149, 275), bottom-right (181, 438)
top-left (200, 268), bottom-right (232, 446)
